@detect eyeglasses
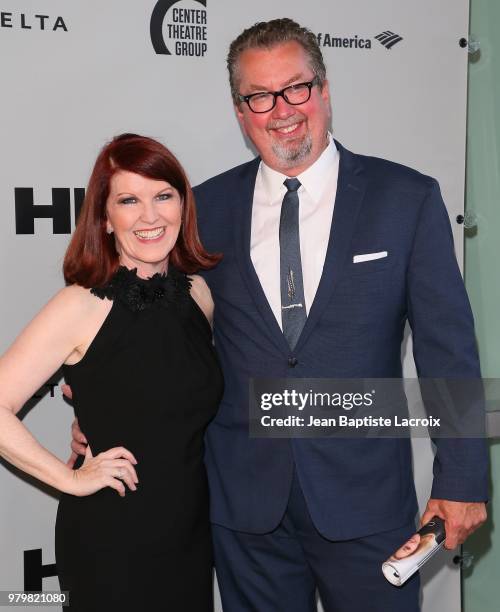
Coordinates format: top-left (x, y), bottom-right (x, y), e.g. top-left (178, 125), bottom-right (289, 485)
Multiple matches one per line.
top-left (238, 76), bottom-right (321, 113)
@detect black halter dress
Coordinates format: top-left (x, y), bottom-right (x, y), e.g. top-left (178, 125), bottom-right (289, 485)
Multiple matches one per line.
top-left (55, 266), bottom-right (223, 611)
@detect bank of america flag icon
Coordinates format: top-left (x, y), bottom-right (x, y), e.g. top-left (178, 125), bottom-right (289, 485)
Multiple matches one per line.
top-left (375, 31), bottom-right (403, 49)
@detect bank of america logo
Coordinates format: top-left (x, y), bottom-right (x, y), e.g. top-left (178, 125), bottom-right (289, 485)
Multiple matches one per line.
top-left (374, 31), bottom-right (403, 49)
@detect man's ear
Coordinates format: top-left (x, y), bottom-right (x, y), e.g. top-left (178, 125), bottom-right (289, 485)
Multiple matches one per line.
top-left (234, 103), bottom-right (247, 136)
top-left (320, 79), bottom-right (332, 125)
top-left (320, 78), bottom-right (331, 105)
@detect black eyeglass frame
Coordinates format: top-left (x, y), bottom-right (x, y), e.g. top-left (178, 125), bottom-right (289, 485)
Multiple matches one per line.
top-left (238, 76), bottom-right (322, 113)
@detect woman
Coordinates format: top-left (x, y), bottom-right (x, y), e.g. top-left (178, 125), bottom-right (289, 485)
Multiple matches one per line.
top-left (0, 134), bottom-right (223, 610)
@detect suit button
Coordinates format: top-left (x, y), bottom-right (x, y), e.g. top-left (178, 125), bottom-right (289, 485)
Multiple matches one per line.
top-left (288, 357), bottom-right (298, 367)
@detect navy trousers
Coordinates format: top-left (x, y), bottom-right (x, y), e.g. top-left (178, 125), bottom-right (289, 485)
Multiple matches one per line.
top-left (212, 470), bottom-right (420, 612)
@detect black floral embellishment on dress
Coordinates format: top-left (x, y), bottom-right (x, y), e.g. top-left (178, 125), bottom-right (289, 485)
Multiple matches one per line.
top-left (91, 266), bottom-right (191, 312)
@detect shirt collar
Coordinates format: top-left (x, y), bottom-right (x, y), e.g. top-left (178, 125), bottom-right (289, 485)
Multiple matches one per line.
top-left (259, 133), bottom-right (338, 204)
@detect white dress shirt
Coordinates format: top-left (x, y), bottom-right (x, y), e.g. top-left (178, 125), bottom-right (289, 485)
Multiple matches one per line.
top-left (250, 136), bottom-right (340, 329)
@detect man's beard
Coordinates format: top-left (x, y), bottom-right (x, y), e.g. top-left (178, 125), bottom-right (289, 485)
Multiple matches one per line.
top-left (271, 132), bottom-right (313, 168)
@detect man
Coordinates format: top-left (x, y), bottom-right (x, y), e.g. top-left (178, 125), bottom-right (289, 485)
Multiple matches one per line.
top-left (71, 18), bottom-right (487, 612)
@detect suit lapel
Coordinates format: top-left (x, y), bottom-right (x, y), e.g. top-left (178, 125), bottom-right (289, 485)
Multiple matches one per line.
top-left (233, 158), bottom-right (291, 355)
top-left (294, 142), bottom-right (367, 353)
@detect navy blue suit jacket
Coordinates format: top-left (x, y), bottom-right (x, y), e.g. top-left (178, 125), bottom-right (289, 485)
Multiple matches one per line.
top-left (194, 141), bottom-right (488, 540)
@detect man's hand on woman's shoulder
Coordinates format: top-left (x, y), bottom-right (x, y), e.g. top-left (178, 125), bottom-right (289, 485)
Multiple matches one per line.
top-left (189, 274), bottom-right (214, 327)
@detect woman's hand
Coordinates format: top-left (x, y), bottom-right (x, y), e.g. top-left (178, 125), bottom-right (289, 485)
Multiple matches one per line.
top-left (68, 446), bottom-right (139, 497)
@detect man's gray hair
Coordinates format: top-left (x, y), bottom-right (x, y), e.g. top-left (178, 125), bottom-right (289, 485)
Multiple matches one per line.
top-left (227, 18), bottom-right (326, 106)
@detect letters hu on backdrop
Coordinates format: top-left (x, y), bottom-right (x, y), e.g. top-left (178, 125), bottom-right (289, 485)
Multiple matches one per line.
top-left (24, 549), bottom-right (57, 591)
top-left (15, 188), bottom-right (84, 234)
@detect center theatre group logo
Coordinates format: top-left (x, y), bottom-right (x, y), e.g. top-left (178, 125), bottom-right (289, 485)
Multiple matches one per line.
top-left (316, 29), bottom-right (403, 50)
top-left (150, 0), bottom-right (207, 57)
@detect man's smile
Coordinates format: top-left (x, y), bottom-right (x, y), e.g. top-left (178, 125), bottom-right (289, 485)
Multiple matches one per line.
top-left (268, 118), bottom-right (306, 139)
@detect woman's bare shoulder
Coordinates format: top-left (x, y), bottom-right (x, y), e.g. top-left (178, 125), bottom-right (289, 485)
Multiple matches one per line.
top-left (36, 284), bottom-right (112, 349)
top-left (48, 284), bottom-right (107, 317)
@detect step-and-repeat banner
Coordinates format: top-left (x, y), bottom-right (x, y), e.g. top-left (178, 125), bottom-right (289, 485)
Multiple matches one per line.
top-left (1, 1), bottom-right (470, 610)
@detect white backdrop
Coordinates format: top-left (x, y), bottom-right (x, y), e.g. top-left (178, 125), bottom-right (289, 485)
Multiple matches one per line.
top-left (1, 1), bottom-right (469, 610)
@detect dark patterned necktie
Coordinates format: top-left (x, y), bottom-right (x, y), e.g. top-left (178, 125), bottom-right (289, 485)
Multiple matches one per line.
top-left (279, 178), bottom-right (307, 349)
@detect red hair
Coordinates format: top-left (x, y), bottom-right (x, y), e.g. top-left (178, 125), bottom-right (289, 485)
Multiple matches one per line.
top-left (64, 133), bottom-right (221, 287)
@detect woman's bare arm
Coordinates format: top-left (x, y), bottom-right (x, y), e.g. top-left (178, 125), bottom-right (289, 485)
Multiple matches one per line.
top-left (0, 286), bottom-right (137, 496)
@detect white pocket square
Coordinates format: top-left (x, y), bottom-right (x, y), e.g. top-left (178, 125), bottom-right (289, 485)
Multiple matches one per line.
top-left (353, 251), bottom-right (388, 263)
